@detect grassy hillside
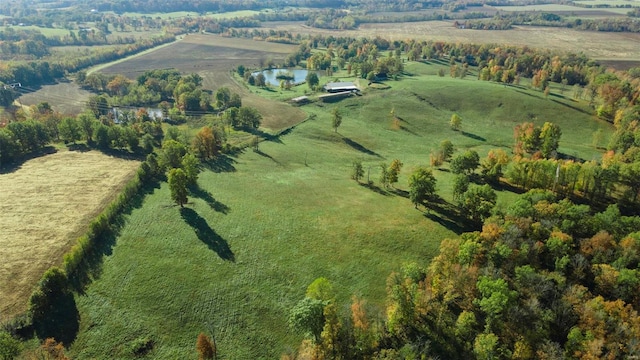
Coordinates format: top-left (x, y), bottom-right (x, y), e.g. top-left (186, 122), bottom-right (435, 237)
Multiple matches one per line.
top-left (68, 66), bottom-right (612, 358)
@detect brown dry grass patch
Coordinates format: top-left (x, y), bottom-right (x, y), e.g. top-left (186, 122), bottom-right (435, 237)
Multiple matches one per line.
top-left (0, 150), bottom-right (139, 320)
top-left (18, 83), bottom-right (94, 115)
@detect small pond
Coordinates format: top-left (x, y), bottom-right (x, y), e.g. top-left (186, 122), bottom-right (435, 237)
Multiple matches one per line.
top-left (251, 68), bottom-right (310, 87)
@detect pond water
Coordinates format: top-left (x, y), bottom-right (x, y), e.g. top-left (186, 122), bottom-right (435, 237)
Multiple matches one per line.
top-left (252, 68), bottom-right (310, 87)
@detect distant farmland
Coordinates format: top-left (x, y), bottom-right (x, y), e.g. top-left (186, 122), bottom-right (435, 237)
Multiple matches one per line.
top-left (96, 34), bottom-right (308, 131)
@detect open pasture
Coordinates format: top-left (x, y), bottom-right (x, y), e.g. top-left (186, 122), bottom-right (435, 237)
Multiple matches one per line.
top-left (0, 150), bottom-right (139, 320)
top-left (98, 34), bottom-right (307, 131)
top-left (69, 62), bottom-right (612, 358)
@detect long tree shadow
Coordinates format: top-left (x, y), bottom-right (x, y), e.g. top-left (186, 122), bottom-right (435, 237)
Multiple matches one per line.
top-left (461, 131), bottom-right (486, 142)
top-left (550, 98), bottom-right (592, 115)
top-left (422, 196), bottom-right (477, 234)
top-left (0, 146), bottom-right (57, 174)
top-left (343, 137), bottom-right (383, 158)
top-left (254, 149), bottom-right (283, 166)
top-left (203, 154), bottom-right (237, 173)
top-left (358, 182), bottom-right (392, 196)
top-left (180, 208), bottom-right (235, 261)
top-left (33, 292), bottom-right (80, 345)
top-left (400, 125), bottom-right (421, 136)
top-left (248, 128), bottom-right (284, 144)
top-left (189, 184), bottom-right (230, 214)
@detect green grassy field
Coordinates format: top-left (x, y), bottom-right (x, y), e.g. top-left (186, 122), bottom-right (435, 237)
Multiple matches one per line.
top-left (67, 61), bottom-right (613, 358)
top-left (2, 25), bottom-right (70, 37)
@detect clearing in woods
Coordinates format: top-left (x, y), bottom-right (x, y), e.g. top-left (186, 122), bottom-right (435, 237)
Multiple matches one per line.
top-left (0, 150), bottom-right (140, 320)
top-left (98, 34), bottom-right (308, 131)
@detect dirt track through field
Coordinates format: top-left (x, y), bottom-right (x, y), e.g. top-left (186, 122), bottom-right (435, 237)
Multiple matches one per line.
top-left (0, 150), bottom-right (139, 320)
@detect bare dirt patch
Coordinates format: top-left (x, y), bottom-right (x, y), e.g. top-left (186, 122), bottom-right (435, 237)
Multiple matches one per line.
top-left (99, 34), bottom-right (307, 131)
top-left (0, 150), bottom-right (139, 320)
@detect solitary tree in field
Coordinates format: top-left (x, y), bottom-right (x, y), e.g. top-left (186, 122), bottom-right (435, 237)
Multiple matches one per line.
top-left (450, 113), bottom-right (462, 131)
top-left (379, 163), bottom-right (390, 188)
top-left (440, 140), bottom-right (455, 161)
top-left (168, 168), bottom-right (188, 207)
top-left (306, 72), bottom-right (319, 90)
top-left (388, 159), bottom-right (404, 187)
top-left (408, 166), bottom-right (437, 208)
top-left (331, 107), bottom-right (342, 133)
top-left (196, 333), bottom-right (216, 360)
top-left (351, 160), bottom-right (364, 182)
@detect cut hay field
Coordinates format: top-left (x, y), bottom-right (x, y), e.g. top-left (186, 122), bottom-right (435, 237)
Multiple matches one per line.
top-left (261, 21), bottom-right (640, 61)
top-left (98, 34), bottom-right (307, 131)
top-left (68, 62), bottom-right (613, 359)
top-left (17, 83), bottom-right (94, 115)
top-left (0, 150), bottom-right (140, 321)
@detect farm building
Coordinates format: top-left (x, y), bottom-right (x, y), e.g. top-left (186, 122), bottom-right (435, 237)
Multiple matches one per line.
top-left (324, 82), bottom-right (359, 93)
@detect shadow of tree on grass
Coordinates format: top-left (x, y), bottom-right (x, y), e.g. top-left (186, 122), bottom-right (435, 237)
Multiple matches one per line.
top-left (180, 208), bottom-right (234, 261)
top-left (343, 137), bottom-right (383, 158)
top-left (190, 184), bottom-right (230, 214)
top-left (33, 292), bottom-right (79, 346)
top-left (422, 196), bottom-right (477, 234)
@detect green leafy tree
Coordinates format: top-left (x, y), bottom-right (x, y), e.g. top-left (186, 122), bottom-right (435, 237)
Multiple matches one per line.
top-left (306, 277), bottom-right (335, 301)
top-left (214, 86), bottom-right (231, 110)
top-left (379, 163), bottom-right (390, 188)
top-left (452, 174), bottom-right (470, 202)
top-left (331, 107), bottom-right (342, 133)
top-left (237, 107), bottom-right (262, 129)
top-left (306, 72), bottom-right (319, 89)
top-left (0, 332), bottom-right (21, 360)
top-left (440, 140), bottom-right (455, 161)
top-left (289, 297), bottom-right (326, 343)
top-left (160, 139), bottom-right (188, 169)
top-left (181, 153), bottom-right (200, 186)
top-left (77, 111), bottom-right (97, 143)
top-left (351, 160), bottom-right (364, 182)
top-left (388, 159), bottom-right (403, 187)
top-left (539, 122), bottom-right (562, 158)
top-left (450, 113), bottom-right (462, 131)
top-left (255, 73), bottom-right (267, 87)
top-left (408, 166), bottom-right (437, 208)
top-left (58, 117), bottom-right (81, 144)
top-left (168, 168), bottom-right (188, 207)
top-left (459, 184), bottom-right (497, 223)
top-left (451, 150), bottom-right (480, 175)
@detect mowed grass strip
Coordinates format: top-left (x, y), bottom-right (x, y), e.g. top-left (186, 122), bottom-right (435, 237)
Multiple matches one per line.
top-left (0, 150), bottom-right (140, 320)
top-left (69, 67), bottom-right (612, 358)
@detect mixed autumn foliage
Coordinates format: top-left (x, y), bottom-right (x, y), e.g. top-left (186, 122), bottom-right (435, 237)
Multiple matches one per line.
top-left (287, 193), bottom-right (640, 359)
